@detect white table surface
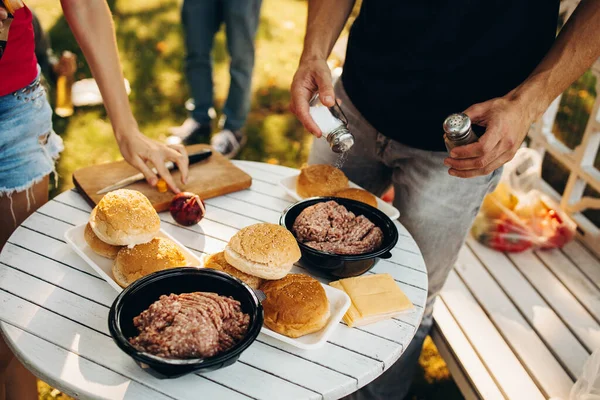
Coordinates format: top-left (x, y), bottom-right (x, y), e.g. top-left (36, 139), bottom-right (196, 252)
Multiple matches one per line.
top-left (0, 160), bottom-right (428, 400)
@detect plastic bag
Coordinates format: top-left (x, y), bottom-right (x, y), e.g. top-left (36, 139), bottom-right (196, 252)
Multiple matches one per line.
top-left (570, 348), bottom-right (600, 400)
top-left (471, 148), bottom-right (576, 252)
top-left (503, 147), bottom-right (543, 194)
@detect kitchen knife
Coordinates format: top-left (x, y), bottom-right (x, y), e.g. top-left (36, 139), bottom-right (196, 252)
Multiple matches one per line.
top-left (96, 149), bottom-right (212, 194)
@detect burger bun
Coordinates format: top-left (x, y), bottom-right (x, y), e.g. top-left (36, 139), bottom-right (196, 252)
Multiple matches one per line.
top-left (296, 164), bottom-right (348, 198)
top-left (334, 188), bottom-right (378, 208)
top-left (84, 223), bottom-right (123, 259)
top-left (90, 189), bottom-right (160, 246)
top-left (204, 251), bottom-right (263, 290)
top-left (224, 223), bottom-right (300, 280)
top-left (260, 274), bottom-right (330, 338)
top-left (112, 237), bottom-right (188, 288)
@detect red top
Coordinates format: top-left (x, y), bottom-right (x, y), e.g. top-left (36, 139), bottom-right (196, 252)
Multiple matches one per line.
top-left (0, 6), bottom-right (37, 97)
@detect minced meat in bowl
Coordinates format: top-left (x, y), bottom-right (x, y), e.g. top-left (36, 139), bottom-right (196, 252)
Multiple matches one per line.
top-left (129, 292), bottom-right (250, 359)
top-left (292, 200), bottom-right (384, 255)
top-left (108, 267), bottom-right (263, 378)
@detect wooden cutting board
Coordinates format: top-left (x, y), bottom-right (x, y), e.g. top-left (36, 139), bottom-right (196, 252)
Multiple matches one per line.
top-left (73, 144), bottom-right (252, 212)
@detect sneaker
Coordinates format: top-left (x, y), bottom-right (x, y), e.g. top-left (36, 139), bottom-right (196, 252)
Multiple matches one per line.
top-left (210, 129), bottom-right (247, 159)
top-left (167, 118), bottom-right (211, 146)
top-left (168, 118), bottom-right (202, 138)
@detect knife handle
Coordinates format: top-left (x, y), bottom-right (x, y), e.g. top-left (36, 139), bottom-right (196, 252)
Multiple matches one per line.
top-left (188, 149), bottom-right (213, 165)
top-left (151, 150), bottom-right (212, 174)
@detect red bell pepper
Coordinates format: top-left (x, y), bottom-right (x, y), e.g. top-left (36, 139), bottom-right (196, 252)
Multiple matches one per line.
top-left (489, 218), bottom-right (533, 253)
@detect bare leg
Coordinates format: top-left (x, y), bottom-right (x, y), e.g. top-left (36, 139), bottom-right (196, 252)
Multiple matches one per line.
top-left (0, 175), bottom-right (49, 251)
top-left (0, 335), bottom-right (9, 400)
top-left (0, 176), bottom-right (49, 399)
top-left (5, 355), bottom-right (37, 400)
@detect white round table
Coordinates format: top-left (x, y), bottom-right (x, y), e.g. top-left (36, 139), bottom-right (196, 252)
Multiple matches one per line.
top-left (0, 161), bottom-right (427, 400)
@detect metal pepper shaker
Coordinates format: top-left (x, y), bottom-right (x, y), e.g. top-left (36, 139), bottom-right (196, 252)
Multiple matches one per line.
top-left (443, 113), bottom-right (479, 152)
top-left (309, 94), bottom-right (355, 153)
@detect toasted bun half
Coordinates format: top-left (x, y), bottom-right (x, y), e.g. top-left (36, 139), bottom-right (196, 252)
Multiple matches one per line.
top-left (90, 189), bottom-right (160, 246)
top-left (296, 164), bottom-right (348, 198)
top-left (260, 274), bottom-right (330, 338)
top-left (112, 237), bottom-right (188, 288)
top-left (204, 251), bottom-right (263, 290)
top-left (334, 188), bottom-right (378, 208)
top-left (224, 223), bottom-right (300, 280)
top-left (84, 223), bottom-right (123, 259)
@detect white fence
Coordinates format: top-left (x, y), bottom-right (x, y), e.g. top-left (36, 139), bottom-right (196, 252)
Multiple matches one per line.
top-left (527, 0), bottom-right (600, 256)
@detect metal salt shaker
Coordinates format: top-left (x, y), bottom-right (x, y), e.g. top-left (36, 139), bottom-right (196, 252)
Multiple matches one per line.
top-left (309, 94), bottom-right (355, 153)
top-left (443, 113), bottom-right (479, 152)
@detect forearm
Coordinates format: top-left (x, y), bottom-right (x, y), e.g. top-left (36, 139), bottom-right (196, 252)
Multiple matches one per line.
top-left (60, 0), bottom-right (136, 139)
top-left (300, 0), bottom-right (355, 62)
top-left (510, 0), bottom-right (600, 120)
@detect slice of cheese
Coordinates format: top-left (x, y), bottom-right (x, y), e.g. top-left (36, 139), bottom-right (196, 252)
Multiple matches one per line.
top-left (330, 274), bottom-right (414, 328)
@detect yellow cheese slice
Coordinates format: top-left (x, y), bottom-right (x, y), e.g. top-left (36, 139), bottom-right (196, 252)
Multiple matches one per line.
top-left (330, 274), bottom-right (414, 328)
top-left (339, 274), bottom-right (413, 316)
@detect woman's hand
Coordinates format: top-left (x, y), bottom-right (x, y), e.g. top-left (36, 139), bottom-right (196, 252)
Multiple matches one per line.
top-left (116, 128), bottom-right (189, 193)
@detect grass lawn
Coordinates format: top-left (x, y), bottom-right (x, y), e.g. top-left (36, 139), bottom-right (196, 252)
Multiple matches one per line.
top-left (27, 0), bottom-right (463, 398)
top-left (32, 0), bottom-right (313, 198)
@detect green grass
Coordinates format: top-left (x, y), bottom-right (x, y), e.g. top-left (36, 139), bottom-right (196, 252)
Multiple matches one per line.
top-left (31, 0), bottom-right (313, 198)
top-left (28, 0), bottom-right (462, 399)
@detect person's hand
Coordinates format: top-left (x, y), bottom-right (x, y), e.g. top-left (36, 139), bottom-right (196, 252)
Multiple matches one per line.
top-left (444, 95), bottom-right (535, 178)
top-left (290, 58), bottom-right (335, 138)
top-left (116, 130), bottom-right (189, 193)
top-left (0, 7), bottom-right (8, 29)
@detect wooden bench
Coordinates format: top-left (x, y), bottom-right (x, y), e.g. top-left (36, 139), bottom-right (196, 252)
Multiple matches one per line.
top-left (432, 237), bottom-right (600, 400)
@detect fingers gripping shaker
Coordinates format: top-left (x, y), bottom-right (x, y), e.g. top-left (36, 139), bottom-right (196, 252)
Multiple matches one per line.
top-left (443, 113), bottom-right (479, 152)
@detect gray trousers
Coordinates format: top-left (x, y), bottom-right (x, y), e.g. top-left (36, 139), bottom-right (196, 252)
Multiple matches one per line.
top-left (309, 80), bottom-right (501, 400)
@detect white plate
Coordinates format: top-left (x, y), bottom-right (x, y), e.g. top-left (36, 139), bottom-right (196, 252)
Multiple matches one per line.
top-left (64, 224), bottom-right (202, 293)
top-left (258, 283), bottom-right (351, 350)
top-left (66, 224), bottom-right (349, 350)
top-left (279, 174), bottom-right (400, 220)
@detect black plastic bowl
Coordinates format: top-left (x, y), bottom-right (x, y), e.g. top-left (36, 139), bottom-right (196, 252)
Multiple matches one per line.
top-left (108, 267), bottom-right (263, 379)
top-left (280, 197), bottom-right (399, 278)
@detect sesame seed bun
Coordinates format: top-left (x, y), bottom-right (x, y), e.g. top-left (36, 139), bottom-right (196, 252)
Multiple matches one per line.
top-left (224, 223), bottom-right (300, 280)
top-left (112, 237), bottom-right (188, 288)
top-left (84, 223), bottom-right (123, 259)
top-left (90, 189), bottom-right (160, 246)
top-left (334, 188), bottom-right (378, 208)
top-left (260, 274), bottom-right (330, 338)
top-left (204, 251), bottom-right (263, 290)
top-left (296, 164), bottom-right (349, 198)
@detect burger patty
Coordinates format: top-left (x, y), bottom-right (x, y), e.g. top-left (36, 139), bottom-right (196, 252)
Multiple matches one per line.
top-left (129, 292), bottom-right (250, 359)
top-left (293, 201), bottom-right (384, 255)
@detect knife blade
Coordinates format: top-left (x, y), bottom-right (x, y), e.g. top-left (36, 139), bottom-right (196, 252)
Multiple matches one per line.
top-left (96, 149), bottom-right (212, 194)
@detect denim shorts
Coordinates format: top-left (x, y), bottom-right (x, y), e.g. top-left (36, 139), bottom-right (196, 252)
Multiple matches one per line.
top-left (0, 73), bottom-right (63, 195)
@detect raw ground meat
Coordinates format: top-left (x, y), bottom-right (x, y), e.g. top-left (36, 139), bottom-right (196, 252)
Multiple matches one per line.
top-left (293, 201), bottom-right (384, 255)
top-left (129, 292), bottom-right (250, 359)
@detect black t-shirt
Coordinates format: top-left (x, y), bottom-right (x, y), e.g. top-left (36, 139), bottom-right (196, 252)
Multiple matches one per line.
top-left (342, 0), bottom-right (560, 152)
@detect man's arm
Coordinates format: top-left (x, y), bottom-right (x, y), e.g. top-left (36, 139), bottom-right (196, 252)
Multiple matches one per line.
top-left (60, 0), bottom-right (188, 192)
top-left (290, 0), bottom-right (355, 137)
top-left (446, 0), bottom-right (600, 178)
